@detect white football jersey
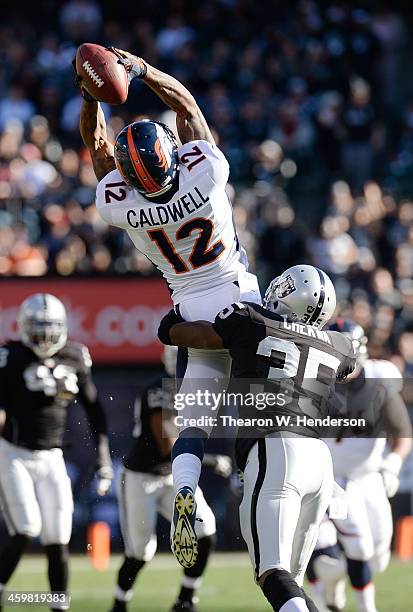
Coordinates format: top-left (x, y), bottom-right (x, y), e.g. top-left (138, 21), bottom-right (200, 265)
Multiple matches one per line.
top-left (327, 359), bottom-right (403, 480)
top-left (96, 140), bottom-right (246, 302)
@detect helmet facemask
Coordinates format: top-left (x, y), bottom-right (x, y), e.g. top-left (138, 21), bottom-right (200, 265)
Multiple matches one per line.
top-left (21, 318), bottom-right (67, 359)
top-left (19, 294), bottom-right (68, 359)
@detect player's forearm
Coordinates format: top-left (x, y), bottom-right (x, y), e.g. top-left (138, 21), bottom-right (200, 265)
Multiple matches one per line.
top-left (96, 433), bottom-right (112, 468)
top-left (79, 100), bottom-right (115, 180)
top-left (158, 310), bottom-right (224, 348)
top-left (142, 64), bottom-right (214, 144)
top-left (143, 64), bottom-right (197, 116)
top-left (170, 322), bottom-right (224, 349)
top-left (80, 100), bottom-right (107, 149)
top-left (389, 437), bottom-right (412, 461)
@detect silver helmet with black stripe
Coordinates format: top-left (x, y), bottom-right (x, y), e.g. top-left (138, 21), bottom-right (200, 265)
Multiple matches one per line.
top-left (18, 293), bottom-right (68, 358)
top-left (263, 264), bottom-right (336, 329)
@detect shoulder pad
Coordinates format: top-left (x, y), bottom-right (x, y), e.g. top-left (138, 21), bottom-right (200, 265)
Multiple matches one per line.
top-left (179, 140), bottom-right (229, 182)
top-left (364, 360), bottom-right (403, 393)
top-left (364, 359), bottom-right (402, 379)
top-left (326, 330), bottom-right (354, 357)
top-left (95, 169), bottom-right (143, 228)
top-left (217, 302), bottom-right (249, 320)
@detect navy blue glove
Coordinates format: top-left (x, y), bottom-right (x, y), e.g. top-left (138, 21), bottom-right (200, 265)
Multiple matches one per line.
top-left (158, 308), bottom-right (184, 345)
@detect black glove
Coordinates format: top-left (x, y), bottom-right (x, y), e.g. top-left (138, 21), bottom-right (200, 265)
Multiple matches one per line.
top-left (71, 58), bottom-right (96, 102)
top-left (158, 308), bottom-right (184, 345)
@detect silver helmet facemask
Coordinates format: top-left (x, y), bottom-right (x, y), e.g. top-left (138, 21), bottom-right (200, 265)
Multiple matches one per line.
top-left (19, 294), bottom-right (68, 358)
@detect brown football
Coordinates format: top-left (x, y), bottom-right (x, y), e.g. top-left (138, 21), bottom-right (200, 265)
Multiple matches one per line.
top-left (76, 43), bottom-right (128, 105)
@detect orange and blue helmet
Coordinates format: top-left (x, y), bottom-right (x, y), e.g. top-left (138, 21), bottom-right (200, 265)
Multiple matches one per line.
top-left (114, 120), bottom-right (179, 198)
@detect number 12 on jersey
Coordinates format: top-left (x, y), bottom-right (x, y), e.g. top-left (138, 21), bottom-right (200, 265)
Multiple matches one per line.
top-left (148, 217), bottom-right (225, 273)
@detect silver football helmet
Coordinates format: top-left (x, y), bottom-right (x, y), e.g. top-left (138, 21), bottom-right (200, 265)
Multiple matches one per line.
top-left (18, 293), bottom-right (68, 358)
top-left (263, 264), bottom-right (336, 329)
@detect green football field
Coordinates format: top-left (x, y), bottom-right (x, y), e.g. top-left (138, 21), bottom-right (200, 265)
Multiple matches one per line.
top-left (4, 553), bottom-right (412, 611)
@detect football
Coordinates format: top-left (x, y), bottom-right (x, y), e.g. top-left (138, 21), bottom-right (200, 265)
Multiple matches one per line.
top-left (76, 43), bottom-right (128, 105)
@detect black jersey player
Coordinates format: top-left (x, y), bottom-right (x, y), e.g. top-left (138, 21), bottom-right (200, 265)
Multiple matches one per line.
top-left (111, 346), bottom-right (231, 612)
top-left (306, 320), bottom-right (412, 612)
top-left (158, 265), bottom-right (356, 612)
top-left (0, 293), bottom-right (113, 612)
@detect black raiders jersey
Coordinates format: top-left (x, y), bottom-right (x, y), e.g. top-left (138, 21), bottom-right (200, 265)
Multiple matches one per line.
top-left (0, 340), bottom-right (108, 450)
top-left (333, 359), bottom-right (410, 439)
top-left (212, 302), bottom-right (355, 470)
top-left (123, 373), bottom-right (175, 475)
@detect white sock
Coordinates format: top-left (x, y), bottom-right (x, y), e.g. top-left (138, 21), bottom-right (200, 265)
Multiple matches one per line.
top-left (172, 453), bottom-right (202, 493)
top-left (306, 582), bottom-right (331, 612)
top-left (114, 585), bottom-right (134, 602)
top-left (353, 582), bottom-right (377, 612)
top-left (279, 597), bottom-right (310, 611)
top-left (181, 575), bottom-right (203, 589)
top-left (314, 555), bottom-right (347, 609)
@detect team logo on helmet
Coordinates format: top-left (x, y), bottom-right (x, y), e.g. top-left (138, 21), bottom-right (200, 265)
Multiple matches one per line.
top-left (154, 138), bottom-right (169, 171)
top-left (275, 274), bottom-right (296, 298)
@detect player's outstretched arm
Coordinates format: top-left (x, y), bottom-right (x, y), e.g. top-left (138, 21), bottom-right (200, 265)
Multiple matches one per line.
top-left (111, 48), bottom-right (214, 145)
top-left (143, 64), bottom-right (215, 145)
top-left (79, 100), bottom-right (115, 181)
top-left (170, 321), bottom-right (223, 349)
top-left (78, 360), bottom-right (114, 495)
top-left (158, 310), bottom-right (223, 349)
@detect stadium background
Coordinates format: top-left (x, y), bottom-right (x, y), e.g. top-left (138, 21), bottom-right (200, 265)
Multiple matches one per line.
top-left (1, 0), bottom-right (413, 558)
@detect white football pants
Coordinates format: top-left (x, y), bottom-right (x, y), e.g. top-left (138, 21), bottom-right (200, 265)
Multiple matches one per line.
top-left (117, 467), bottom-right (216, 561)
top-left (175, 272), bottom-right (261, 436)
top-left (0, 438), bottom-right (73, 545)
top-left (239, 434), bottom-right (334, 586)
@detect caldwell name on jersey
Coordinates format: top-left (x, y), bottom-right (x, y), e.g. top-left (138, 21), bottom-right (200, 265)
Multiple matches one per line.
top-left (0, 340), bottom-right (109, 453)
top-left (211, 302), bottom-right (356, 470)
top-left (96, 140), bottom-right (246, 302)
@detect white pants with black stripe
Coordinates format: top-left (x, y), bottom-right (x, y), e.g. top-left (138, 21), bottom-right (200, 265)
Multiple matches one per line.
top-left (0, 438), bottom-right (73, 544)
top-left (117, 467), bottom-right (216, 561)
top-left (239, 434), bottom-right (334, 586)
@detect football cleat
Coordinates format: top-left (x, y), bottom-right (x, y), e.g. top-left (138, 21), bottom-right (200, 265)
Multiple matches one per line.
top-left (171, 487), bottom-right (198, 568)
top-left (110, 600), bottom-right (127, 612)
top-left (171, 598), bottom-right (199, 612)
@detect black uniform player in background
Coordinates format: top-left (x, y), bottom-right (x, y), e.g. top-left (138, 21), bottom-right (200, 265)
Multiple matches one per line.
top-left (159, 265), bottom-right (356, 612)
top-left (306, 320), bottom-right (412, 612)
top-left (111, 346), bottom-right (231, 612)
top-left (0, 294), bottom-right (113, 612)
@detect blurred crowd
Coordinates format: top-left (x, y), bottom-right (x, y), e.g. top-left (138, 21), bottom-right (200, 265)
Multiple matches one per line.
top-left (1, 0), bottom-right (413, 368)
